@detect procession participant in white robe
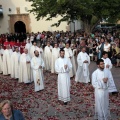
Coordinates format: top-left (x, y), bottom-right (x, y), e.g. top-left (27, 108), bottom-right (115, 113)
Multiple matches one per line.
top-left (19, 49), bottom-right (33, 83)
top-left (3, 46), bottom-right (13, 75)
top-left (31, 50), bottom-right (44, 92)
top-left (25, 39), bottom-right (32, 55)
top-left (55, 49), bottom-right (72, 105)
top-left (11, 47), bottom-right (21, 79)
top-left (102, 51), bottom-right (117, 93)
top-left (0, 45), bottom-right (4, 73)
top-left (44, 41), bottom-right (53, 71)
top-left (30, 34), bottom-right (34, 42)
top-left (51, 43), bottom-right (60, 73)
top-left (92, 59), bottom-right (111, 120)
top-left (30, 41), bottom-right (38, 58)
top-left (71, 44), bottom-right (77, 75)
top-left (64, 43), bottom-right (74, 77)
top-left (75, 46), bottom-right (90, 83)
top-left (36, 45), bottom-right (44, 60)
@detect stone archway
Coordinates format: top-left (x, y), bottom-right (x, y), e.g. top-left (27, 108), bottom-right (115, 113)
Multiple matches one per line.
top-left (14, 21), bottom-right (26, 33)
top-left (8, 14), bottom-right (31, 33)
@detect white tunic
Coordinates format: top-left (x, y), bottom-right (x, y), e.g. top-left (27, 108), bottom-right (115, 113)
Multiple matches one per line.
top-left (25, 43), bottom-right (32, 55)
top-left (51, 47), bottom-right (60, 73)
top-left (55, 57), bottom-right (72, 102)
top-left (44, 46), bottom-right (53, 70)
top-left (30, 36), bottom-right (34, 42)
top-left (75, 52), bottom-right (90, 83)
top-left (36, 47), bottom-right (44, 60)
top-left (11, 52), bottom-right (21, 79)
top-left (71, 49), bottom-right (77, 75)
top-left (31, 56), bottom-right (44, 92)
top-left (92, 69), bottom-right (110, 120)
top-left (64, 47), bottom-right (74, 77)
top-left (30, 45), bottom-right (39, 58)
top-left (0, 49), bottom-right (4, 73)
top-left (19, 53), bottom-right (33, 83)
top-left (3, 49), bottom-right (13, 75)
top-left (102, 58), bottom-right (117, 92)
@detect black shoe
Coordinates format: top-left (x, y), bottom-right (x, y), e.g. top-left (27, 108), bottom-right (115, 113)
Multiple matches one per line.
top-left (64, 102), bottom-right (67, 105)
top-left (112, 92), bottom-right (119, 95)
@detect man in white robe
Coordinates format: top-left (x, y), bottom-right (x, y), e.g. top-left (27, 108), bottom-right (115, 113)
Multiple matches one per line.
top-left (30, 34), bottom-right (34, 42)
top-left (30, 41), bottom-right (38, 58)
top-left (55, 49), bottom-right (72, 105)
top-left (25, 39), bottom-right (32, 55)
top-left (64, 43), bottom-right (74, 77)
top-left (31, 50), bottom-right (44, 92)
top-left (0, 45), bottom-right (4, 73)
top-left (11, 47), bottom-right (21, 79)
top-left (75, 46), bottom-right (90, 83)
top-left (102, 51), bottom-right (117, 93)
top-left (19, 49), bottom-right (33, 83)
top-left (51, 43), bottom-right (60, 73)
top-left (44, 42), bottom-right (53, 71)
top-left (71, 44), bottom-right (77, 75)
top-left (92, 59), bottom-right (111, 120)
top-left (36, 45), bottom-right (44, 60)
top-left (3, 46), bottom-right (13, 75)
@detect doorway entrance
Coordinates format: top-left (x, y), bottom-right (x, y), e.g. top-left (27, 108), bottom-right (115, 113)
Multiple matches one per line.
top-left (14, 21), bottom-right (26, 33)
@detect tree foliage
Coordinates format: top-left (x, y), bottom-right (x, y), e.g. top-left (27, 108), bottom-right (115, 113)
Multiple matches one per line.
top-left (29, 0), bottom-right (120, 32)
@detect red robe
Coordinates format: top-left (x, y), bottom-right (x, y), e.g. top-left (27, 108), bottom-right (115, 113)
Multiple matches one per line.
top-left (15, 42), bottom-right (21, 47)
top-left (0, 38), bottom-right (2, 45)
top-left (3, 41), bottom-right (10, 49)
top-left (20, 42), bottom-right (26, 54)
top-left (9, 41), bottom-right (15, 51)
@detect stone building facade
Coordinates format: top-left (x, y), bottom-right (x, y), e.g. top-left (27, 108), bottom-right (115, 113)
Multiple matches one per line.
top-left (0, 0), bottom-right (83, 34)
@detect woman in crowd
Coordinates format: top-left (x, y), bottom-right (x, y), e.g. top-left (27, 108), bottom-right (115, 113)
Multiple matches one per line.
top-left (92, 40), bottom-right (97, 61)
top-left (96, 42), bottom-right (101, 59)
top-left (115, 43), bottom-right (120, 67)
top-left (104, 39), bottom-right (111, 58)
top-left (0, 100), bottom-right (25, 120)
top-left (111, 43), bottom-right (117, 65)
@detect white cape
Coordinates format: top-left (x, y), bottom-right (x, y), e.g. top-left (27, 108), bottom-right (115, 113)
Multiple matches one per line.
top-left (102, 58), bottom-right (117, 92)
top-left (64, 48), bottom-right (74, 77)
top-left (51, 47), bottom-right (60, 73)
top-left (92, 69), bottom-right (110, 120)
top-left (11, 52), bottom-right (21, 78)
top-left (19, 53), bottom-right (33, 83)
top-left (44, 46), bottom-right (53, 70)
top-left (31, 56), bottom-right (44, 92)
top-left (55, 57), bottom-right (72, 102)
top-left (75, 52), bottom-right (90, 83)
top-left (3, 49), bottom-right (13, 75)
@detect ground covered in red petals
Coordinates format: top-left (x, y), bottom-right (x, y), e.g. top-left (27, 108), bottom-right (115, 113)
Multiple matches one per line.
top-left (0, 63), bottom-right (120, 120)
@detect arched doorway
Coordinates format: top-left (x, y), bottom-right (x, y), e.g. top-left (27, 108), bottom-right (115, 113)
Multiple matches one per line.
top-left (14, 21), bottom-right (26, 33)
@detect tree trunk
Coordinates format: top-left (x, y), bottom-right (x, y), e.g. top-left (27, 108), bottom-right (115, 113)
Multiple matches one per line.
top-left (83, 19), bottom-right (101, 34)
top-left (84, 22), bottom-right (91, 34)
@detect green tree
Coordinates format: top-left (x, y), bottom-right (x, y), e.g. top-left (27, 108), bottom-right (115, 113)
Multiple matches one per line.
top-left (29, 0), bottom-right (120, 33)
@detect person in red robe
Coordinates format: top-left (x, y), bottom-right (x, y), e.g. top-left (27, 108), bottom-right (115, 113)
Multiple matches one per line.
top-left (14, 40), bottom-right (20, 50)
top-left (0, 37), bottom-right (2, 45)
top-left (1, 36), bottom-right (4, 45)
top-left (2, 34), bottom-right (6, 45)
top-left (20, 40), bottom-right (26, 54)
top-left (9, 40), bottom-right (15, 51)
top-left (3, 39), bottom-right (10, 49)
